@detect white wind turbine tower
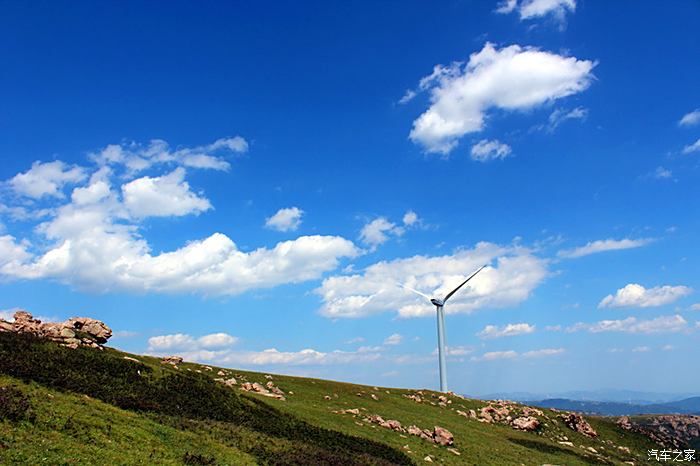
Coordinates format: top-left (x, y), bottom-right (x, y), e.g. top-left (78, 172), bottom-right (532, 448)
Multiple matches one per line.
top-left (400, 265), bottom-right (486, 393)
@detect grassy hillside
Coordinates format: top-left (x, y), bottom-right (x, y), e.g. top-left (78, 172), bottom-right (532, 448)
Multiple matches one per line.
top-left (0, 332), bottom-right (679, 465)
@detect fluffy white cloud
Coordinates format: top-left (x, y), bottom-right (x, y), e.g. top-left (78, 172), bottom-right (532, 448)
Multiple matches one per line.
top-left (359, 217), bottom-right (404, 249)
top-left (567, 314), bottom-right (689, 334)
top-left (90, 137), bottom-right (247, 175)
top-left (557, 237), bottom-right (652, 258)
top-left (497, 0), bottom-right (576, 21)
top-left (1, 145), bottom-right (359, 295)
top-left (682, 138), bottom-right (700, 155)
top-left (599, 283), bottom-right (692, 309)
top-left (383, 333), bottom-right (403, 345)
top-left (9, 161), bottom-right (86, 199)
top-left (122, 168), bottom-right (212, 218)
top-left (679, 109), bottom-right (700, 127)
top-left (409, 43), bottom-right (594, 154)
top-left (147, 332), bottom-right (238, 352)
top-left (402, 210), bottom-right (419, 226)
top-left (171, 347), bottom-right (382, 366)
top-left (477, 322), bottom-right (535, 339)
top-left (470, 139), bottom-right (512, 162)
top-left (265, 207), bottom-right (304, 232)
top-left (316, 242), bottom-right (547, 318)
top-left (473, 350), bottom-right (518, 361)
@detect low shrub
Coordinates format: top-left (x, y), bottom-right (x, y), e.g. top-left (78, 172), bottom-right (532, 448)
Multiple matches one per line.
top-left (0, 385), bottom-right (34, 423)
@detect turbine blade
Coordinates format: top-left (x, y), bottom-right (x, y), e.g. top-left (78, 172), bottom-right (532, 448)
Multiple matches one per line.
top-left (442, 265), bottom-right (487, 303)
top-left (398, 283), bottom-right (432, 301)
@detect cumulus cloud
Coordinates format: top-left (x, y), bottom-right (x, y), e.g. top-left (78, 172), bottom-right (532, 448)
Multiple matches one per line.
top-left (147, 332), bottom-right (238, 352)
top-left (9, 161), bottom-right (86, 199)
top-left (567, 314), bottom-right (689, 334)
top-left (679, 109), bottom-right (700, 127)
top-left (409, 43), bottom-right (594, 154)
top-left (470, 139), bottom-right (512, 162)
top-left (557, 238), bottom-right (652, 258)
top-left (316, 242), bottom-right (547, 318)
top-left (359, 217), bottom-right (404, 249)
top-left (682, 138), bottom-right (700, 155)
top-left (265, 207), bottom-right (304, 232)
top-left (0, 141), bottom-right (360, 295)
top-left (122, 168), bottom-right (212, 218)
top-left (402, 211), bottom-right (419, 226)
top-left (497, 0), bottom-right (576, 21)
top-left (477, 322), bottom-right (535, 339)
top-left (89, 137), bottom-right (248, 175)
top-left (598, 284), bottom-right (692, 309)
top-left (383, 333), bottom-right (403, 345)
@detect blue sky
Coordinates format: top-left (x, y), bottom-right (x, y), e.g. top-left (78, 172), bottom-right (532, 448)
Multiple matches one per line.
top-left (1, 0), bottom-right (699, 396)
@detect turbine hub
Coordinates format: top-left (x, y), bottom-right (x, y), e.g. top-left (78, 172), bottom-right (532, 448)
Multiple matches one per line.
top-left (431, 298), bottom-right (444, 307)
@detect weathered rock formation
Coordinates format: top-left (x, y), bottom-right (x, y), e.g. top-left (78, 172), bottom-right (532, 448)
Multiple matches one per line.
top-left (0, 310), bottom-right (112, 349)
top-left (560, 413), bottom-right (598, 437)
top-left (618, 415), bottom-right (700, 449)
top-left (240, 381), bottom-right (286, 400)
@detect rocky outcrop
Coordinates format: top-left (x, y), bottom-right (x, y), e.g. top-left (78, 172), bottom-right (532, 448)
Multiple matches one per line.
top-left (0, 310), bottom-right (112, 349)
top-left (511, 416), bottom-right (540, 431)
top-left (618, 415), bottom-right (700, 449)
top-left (161, 356), bottom-right (183, 365)
top-left (561, 413), bottom-right (598, 437)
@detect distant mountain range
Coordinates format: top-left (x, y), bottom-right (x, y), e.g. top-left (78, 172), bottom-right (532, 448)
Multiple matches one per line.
top-left (527, 397), bottom-right (700, 416)
top-left (479, 389), bottom-right (697, 405)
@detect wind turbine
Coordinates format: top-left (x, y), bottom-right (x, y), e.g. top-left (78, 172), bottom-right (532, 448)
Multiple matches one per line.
top-left (400, 265), bottom-right (486, 393)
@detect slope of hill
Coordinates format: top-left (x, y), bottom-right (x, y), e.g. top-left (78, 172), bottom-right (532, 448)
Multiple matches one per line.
top-left (531, 398), bottom-right (700, 416)
top-left (0, 331), bottom-right (688, 465)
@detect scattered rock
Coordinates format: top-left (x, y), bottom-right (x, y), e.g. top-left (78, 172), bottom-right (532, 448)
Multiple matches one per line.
top-left (371, 394), bottom-right (379, 401)
top-left (447, 448), bottom-right (460, 456)
top-left (511, 416), bottom-right (540, 431)
top-left (217, 370), bottom-right (226, 376)
top-left (423, 455), bottom-right (434, 462)
top-left (324, 395), bottom-right (332, 400)
top-left (161, 356), bottom-right (183, 365)
top-left (122, 356), bottom-right (141, 363)
top-left (240, 382), bottom-right (285, 400)
top-left (432, 426), bottom-right (454, 446)
top-left (560, 413), bottom-right (598, 438)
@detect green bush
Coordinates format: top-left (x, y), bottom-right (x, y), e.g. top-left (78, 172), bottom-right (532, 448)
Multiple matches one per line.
top-left (0, 385), bottom-right (34, 423)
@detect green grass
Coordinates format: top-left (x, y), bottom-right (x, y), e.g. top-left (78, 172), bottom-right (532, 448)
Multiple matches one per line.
top-left (0, 332), bottom-right (674, 465)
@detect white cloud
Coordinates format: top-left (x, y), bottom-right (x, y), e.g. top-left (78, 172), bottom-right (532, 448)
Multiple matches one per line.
top-left (473, 350), bottom-right (518, 361)
top-left (632, 346), bottom-right (650, 353)
top-left (198, 333), bottom-right (239, 348)
top-left (472, 347), bottom-right (564, 361)
top-left (359, 217), bottom-right (404, 249)
top-left (557, 238), bottom-right (652, 259)
top-left (679, 109), bottom-right (700, 127)
top-left (399, 89), bottom-right (417, 104)
top-left (1, 149), bottom-right (359, 295)
top-left (567, 314), bottom-right (689, 334)
top-left (690, 304), bottom-right (700, 311)
top-left (470, 139), bottom-right (512, 162)
top-left (662, 344), bottom-right (674, 351)
top-left (402, 210), bottom-right (419, 226)
top-left (122, 168), bottom-right (212, 218)
top-left (477, 322), bottom-right (535, 339)
top-left (651, 167), bottom-right (673, 180)
top-left (409, 43), bottom-right (594, 154)
top-left (498, 0), bottom-right (576, 21)
top-left (9, 161), bottom-right (86, 199)
top-left (147, 332), bottom-right (238, 352)
top-left (345, 336), bottom-right (365, 344)
top-left (546, 106), bottom-right (588, 131)
top-left (147, 333), bottom-right (196, 351)
top-left (383, 333), bottom-right (403, 345)
top-left (89, 137), bottom-right (247, 175)
top-left (265, 207), bottom-right (304, 232)
top-left (316, 242), bottom-right (548, 318)
top-left (599, 284), bottom-right (692, 309)
top-left (682, 138), bottom-right (700, 155)
top-left (431, 345), bottom-right (474, 357)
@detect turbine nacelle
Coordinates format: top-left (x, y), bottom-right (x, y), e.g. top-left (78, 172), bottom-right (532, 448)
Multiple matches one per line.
top-left (430, 298), bottom-right (444, 307)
